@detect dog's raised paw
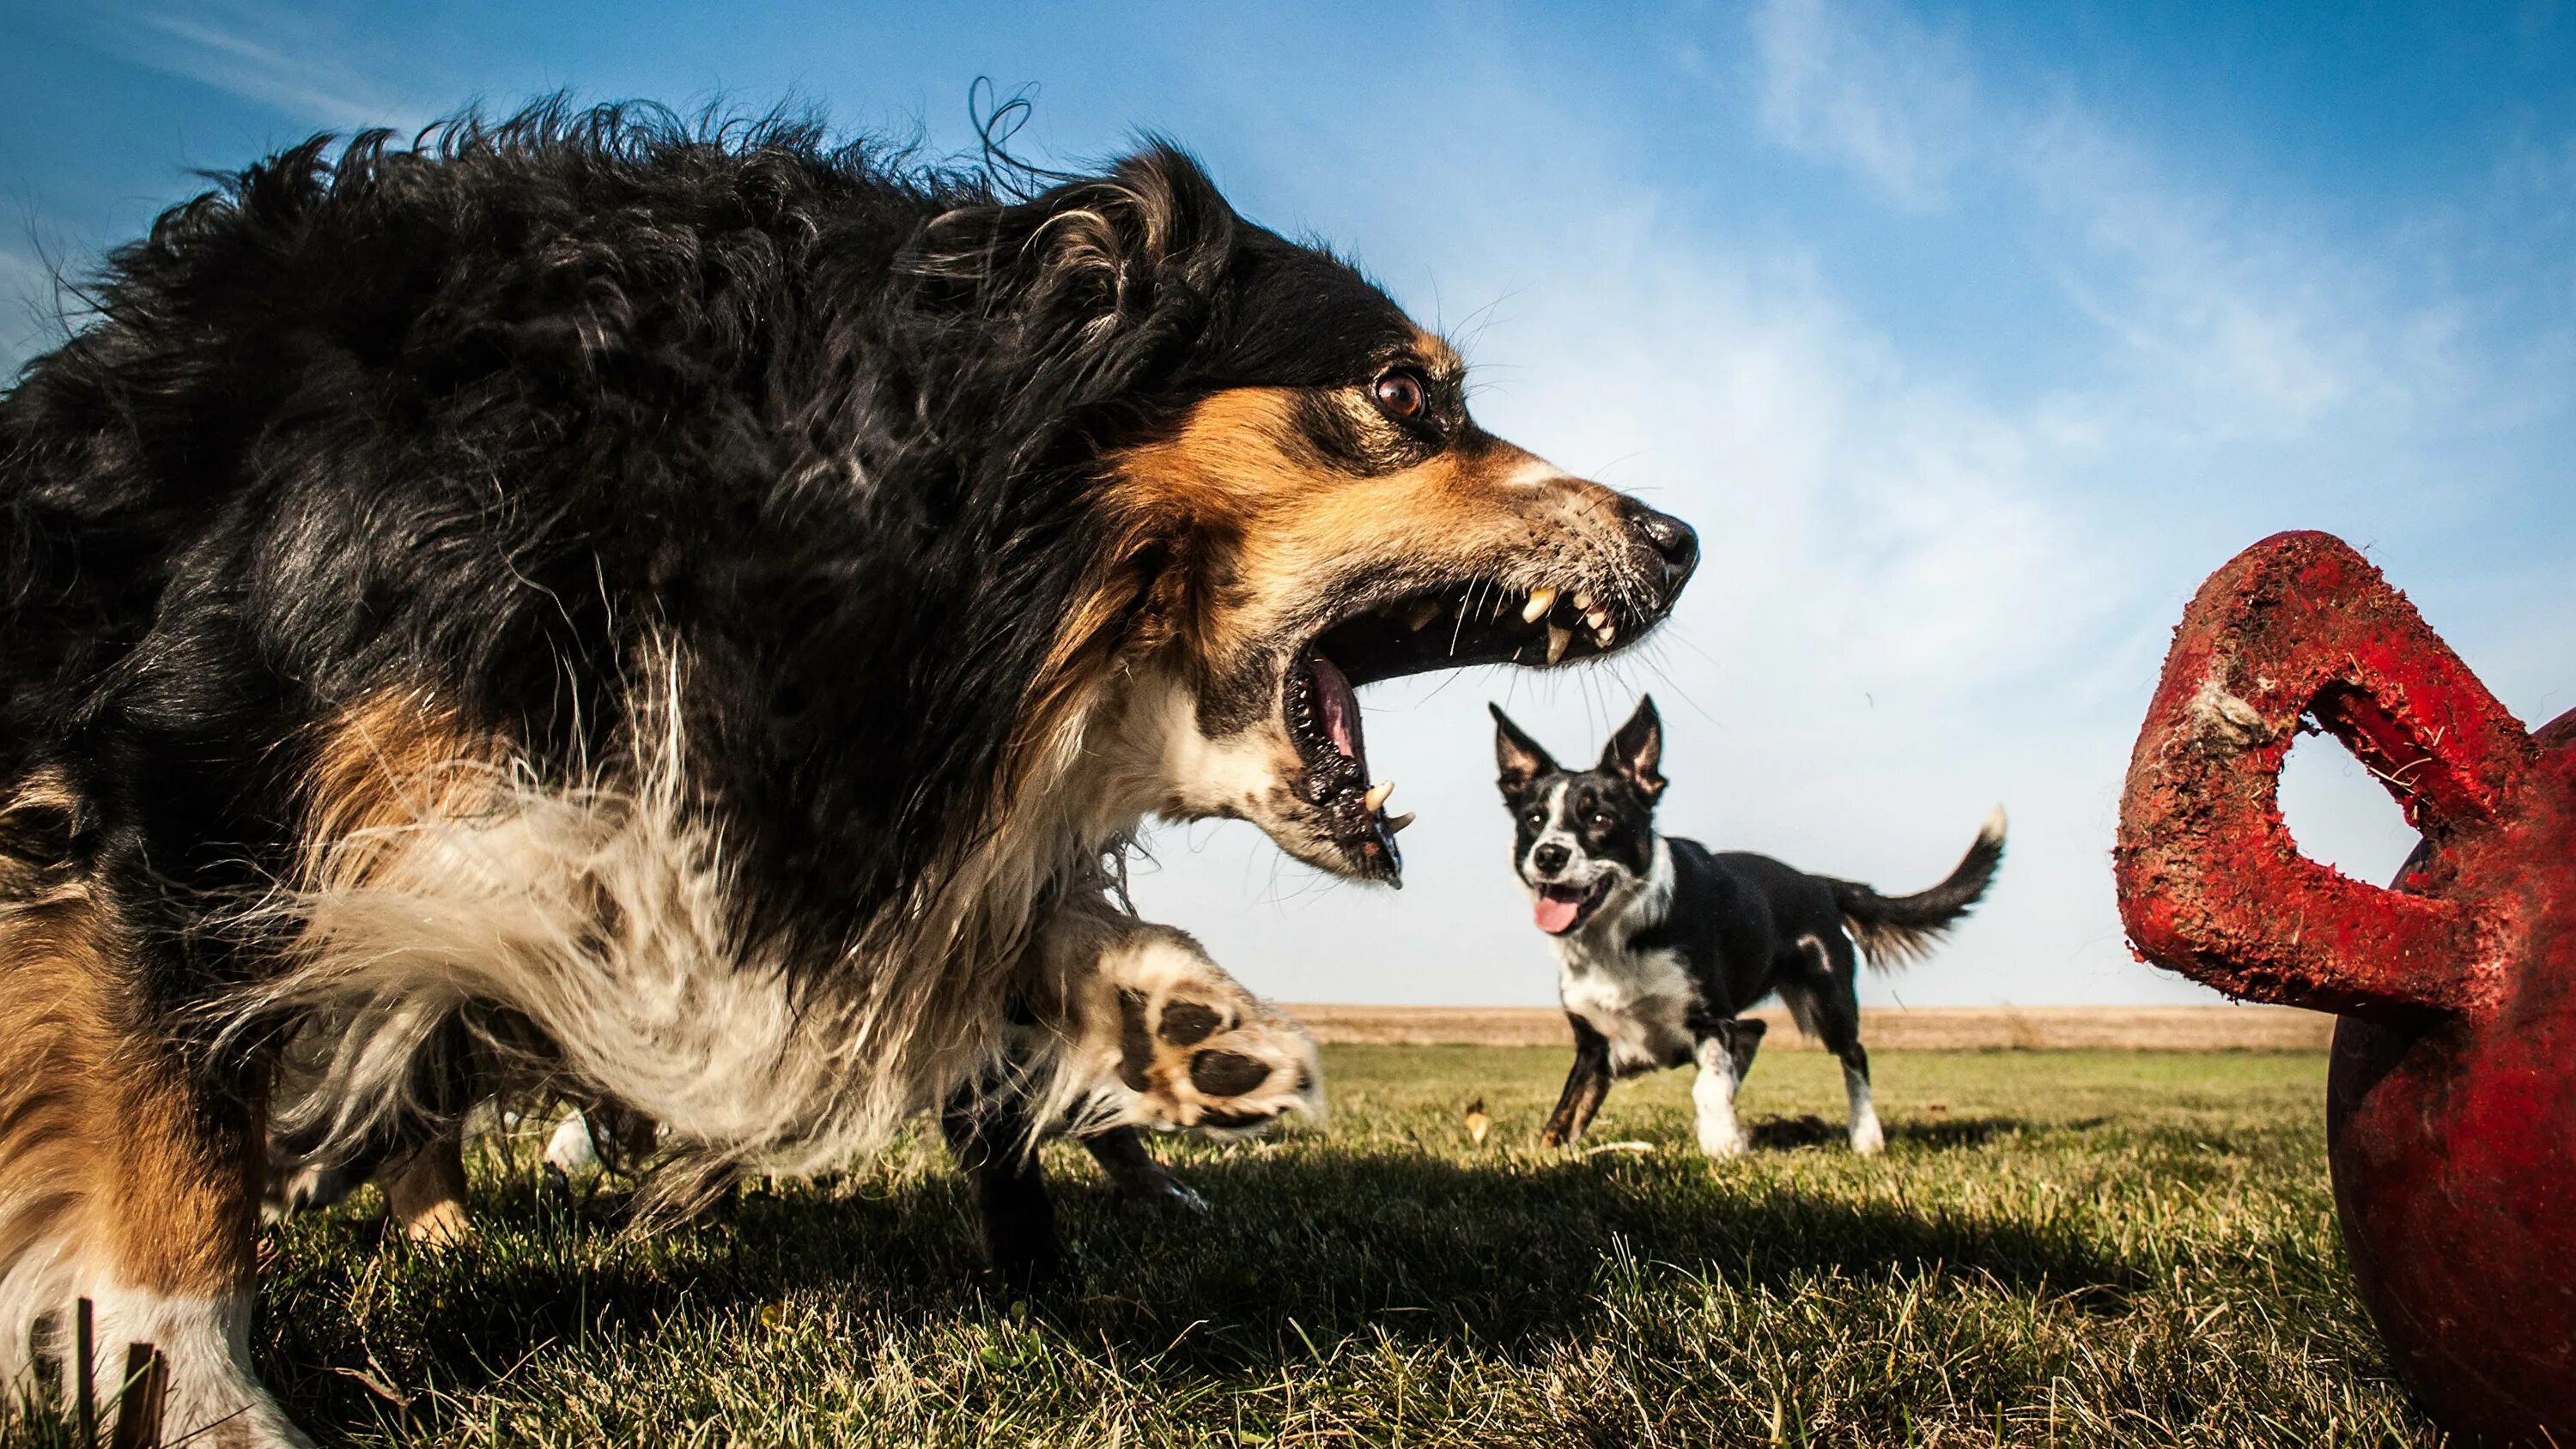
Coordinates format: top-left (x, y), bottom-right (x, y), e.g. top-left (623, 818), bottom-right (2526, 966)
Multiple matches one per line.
top-left (1092, 930), bottom-right (1324, 1136)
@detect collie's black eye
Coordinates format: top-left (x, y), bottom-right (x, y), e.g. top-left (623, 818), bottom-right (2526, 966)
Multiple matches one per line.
top-left (1372, 369), bottom-right (1430, 421)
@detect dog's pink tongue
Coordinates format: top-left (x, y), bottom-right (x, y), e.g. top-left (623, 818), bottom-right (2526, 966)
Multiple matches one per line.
top-left (1311, 654), bottom-right (1364, 767)
top-left (1533, 892), bottom-right (1582, 935)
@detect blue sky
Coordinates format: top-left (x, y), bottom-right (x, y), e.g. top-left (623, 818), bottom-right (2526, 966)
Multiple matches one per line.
top-left (3, 1), bottom-right (2572, 1006)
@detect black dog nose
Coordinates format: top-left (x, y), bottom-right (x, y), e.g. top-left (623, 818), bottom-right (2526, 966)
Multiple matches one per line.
top-left (1621, 500), bottom-right (1699, 593)
top-left (1532, 842), bottom-right (1571, 874)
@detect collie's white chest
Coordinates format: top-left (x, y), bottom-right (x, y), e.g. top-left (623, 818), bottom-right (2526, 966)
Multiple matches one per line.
top-left (1554, 936), bottom-right (1699, 1076)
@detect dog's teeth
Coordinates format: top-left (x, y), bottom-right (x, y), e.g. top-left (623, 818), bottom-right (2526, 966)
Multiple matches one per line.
top-left (1405, 597), bottom-right (1443, 631)
top-left (1595, 619), bottom-right (1617, 646)
top-left (1546, 623), bottom-right (1572, 664)
top-left (1521, 587), bottom-right (1557, 623)
top-left (1574, 588), bottom-right (1595, 613)
top-left (1385, 811), bottom-right (1416, 834)
top-left (1584, 608), bottom-right (1610, 631)
top-left (1363, 780), bottom-right (1395, 812)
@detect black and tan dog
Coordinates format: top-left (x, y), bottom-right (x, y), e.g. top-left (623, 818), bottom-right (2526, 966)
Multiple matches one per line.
top-left (1492, 698), bottom-right (2000, 1157)
top-left (0, 103), bottom-right (1697, 1444)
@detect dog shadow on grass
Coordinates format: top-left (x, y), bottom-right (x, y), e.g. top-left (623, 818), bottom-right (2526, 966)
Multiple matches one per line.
top-left (262, 1134), bottom-right (2147, 1435)
top-left (1744, 1112), bottom-right (2110, 1149)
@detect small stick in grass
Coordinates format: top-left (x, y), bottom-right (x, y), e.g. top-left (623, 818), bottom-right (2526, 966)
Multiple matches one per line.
top-left (106, 1342), bottom-right (166, 1449)
top-left (74, 1298), bottom-right (96, 1449)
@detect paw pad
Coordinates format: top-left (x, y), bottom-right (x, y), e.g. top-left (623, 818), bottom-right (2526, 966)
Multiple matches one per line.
top-left (1093, 933), bottom-right (1324, 1135)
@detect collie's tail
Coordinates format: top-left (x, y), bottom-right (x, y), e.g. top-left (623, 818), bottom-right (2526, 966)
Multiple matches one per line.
top-left (1830, 806), bottom-right (2006, 969)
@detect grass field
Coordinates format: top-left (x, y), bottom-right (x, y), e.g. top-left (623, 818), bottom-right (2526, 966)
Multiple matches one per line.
top-left (115, 1046), bottom-right (2447, 1446)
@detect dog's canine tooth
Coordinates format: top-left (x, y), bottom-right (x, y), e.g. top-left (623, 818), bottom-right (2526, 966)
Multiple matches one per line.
top-left (1406, 597), bottom-right (1443, 632)
top-left (1546, 623), bottom-right (1573, 664)
top-left (1385, 811), bottom-right (1417, 834)
top-left (1363, 780), bottom-right (1394, 812)
top-left (1522, 587), bottom-right (1557, 623)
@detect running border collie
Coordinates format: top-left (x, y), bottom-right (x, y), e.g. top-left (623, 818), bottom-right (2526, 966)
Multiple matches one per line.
top-left (0, 103), bottom-right (1697, 1445)
top-left (1492, 698), bottom-right (2001, 1157)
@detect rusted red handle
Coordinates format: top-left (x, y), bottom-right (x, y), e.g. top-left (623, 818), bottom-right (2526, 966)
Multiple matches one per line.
top-left (2115, 531), bottom-right (2532, 1018)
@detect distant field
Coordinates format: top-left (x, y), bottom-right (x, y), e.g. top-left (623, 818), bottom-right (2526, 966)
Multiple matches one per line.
top-left (1287, 1003), bottom-right (2337, 1052)
top-left (114, 1042), bottom-right (2437, 1447)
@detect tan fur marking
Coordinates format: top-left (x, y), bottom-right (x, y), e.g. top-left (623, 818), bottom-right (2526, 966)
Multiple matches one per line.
top-left (301, 690), bottom-right (501, 890)
top-left (1101, 386), bottom-right (1635, 668)
top-left (0, 859), bottom-right (255, 1299)
top-left (1407, 327), bottom-right (1466, 381)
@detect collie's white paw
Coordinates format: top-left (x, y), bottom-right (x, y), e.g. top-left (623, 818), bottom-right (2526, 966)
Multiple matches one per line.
top-left (1850, 1113), bottom-right (1886, 1155)
top-left (1696, 1119), bottom-right (1750, 1158)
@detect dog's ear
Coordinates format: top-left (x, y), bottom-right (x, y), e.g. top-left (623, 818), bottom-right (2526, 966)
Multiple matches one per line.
top-left (903, 143), bottom-right (1236, 390)
top-left (1490, 704), bottom-right (1557, 802)
top-left (1600, 695), bottom-right (1665, 802)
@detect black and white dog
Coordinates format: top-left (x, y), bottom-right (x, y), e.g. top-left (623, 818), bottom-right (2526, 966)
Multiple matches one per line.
top-left (1492, 697), bottom-right (2003, 1156)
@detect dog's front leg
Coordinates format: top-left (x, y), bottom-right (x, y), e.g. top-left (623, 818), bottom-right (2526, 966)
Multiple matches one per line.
top-left (1540, 1015), bottom-right (1613, 1147)
top-left (1077, 1125), bottom-right (1210, 1212)
top-left (1690, 1020), bottom-right (1757, 1158)
top-left (940, 1075), bottom-right (1069, 1294)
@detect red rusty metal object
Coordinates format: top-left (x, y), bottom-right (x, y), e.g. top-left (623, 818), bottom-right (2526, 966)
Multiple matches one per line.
top-left (2116, 530), bottom-right (2576, 1446)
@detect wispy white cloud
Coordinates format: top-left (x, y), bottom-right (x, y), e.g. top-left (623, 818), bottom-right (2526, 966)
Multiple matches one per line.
top-left (1748, 0), bottom-right (1976, 210)
top-left (2018, 106), bottom-right (2467, 439)
top-left (91, 4), bottom-right (431, 134)
top-left (1745, 0), bottom-right (2475, 443)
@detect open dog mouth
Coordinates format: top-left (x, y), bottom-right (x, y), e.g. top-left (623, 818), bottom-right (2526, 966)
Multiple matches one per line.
top-left (1286, 576), bottom-right (1651, 885)
top-left (1530, 876), bottom-right (1613, 935)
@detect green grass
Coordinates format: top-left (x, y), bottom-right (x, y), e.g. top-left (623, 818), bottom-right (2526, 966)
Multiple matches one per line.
top-left (234, 1046), bottom-right (2434, 1446)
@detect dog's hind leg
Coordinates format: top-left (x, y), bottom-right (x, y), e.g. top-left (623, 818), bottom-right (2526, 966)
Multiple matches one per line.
top-left (1835, 1040), bottom-right (1884, 1155)
top-left (1540, 1016), bottom-right (1613, 1147)
top-left (1794, 932), bottom-right (1884, 1155)
top-left (0, 852), bottom-right (308, 1446)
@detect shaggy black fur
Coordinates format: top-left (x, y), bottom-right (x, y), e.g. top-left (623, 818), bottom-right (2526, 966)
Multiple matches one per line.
top-left (0, 100), bottom-right (1419, 999)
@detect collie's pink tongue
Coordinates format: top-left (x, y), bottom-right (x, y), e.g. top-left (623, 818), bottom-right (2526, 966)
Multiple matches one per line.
top-left (1311, 654), bottom-right (1364, 767)
top-left (1534, 890), bottom-right (1583, 935)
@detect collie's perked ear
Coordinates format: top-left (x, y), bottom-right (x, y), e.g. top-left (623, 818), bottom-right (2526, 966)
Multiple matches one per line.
top-left (1601, 695), bottom-right (1665, 802)
top-left (1490, 704), bottom-right (1558, 803)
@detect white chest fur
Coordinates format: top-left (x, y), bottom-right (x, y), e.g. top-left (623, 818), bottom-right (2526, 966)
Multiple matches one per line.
top-left (1549, 840), bottom-right (1698, 1076)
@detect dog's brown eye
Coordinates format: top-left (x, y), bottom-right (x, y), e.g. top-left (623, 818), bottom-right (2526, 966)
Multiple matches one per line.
top-left (1372, 369), bottom-right (1429, 421)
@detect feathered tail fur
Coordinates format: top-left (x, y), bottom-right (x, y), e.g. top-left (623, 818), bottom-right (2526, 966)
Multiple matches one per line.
top-left (1830, 806), bottom-right (2007, 968)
